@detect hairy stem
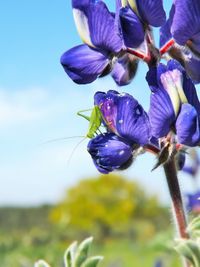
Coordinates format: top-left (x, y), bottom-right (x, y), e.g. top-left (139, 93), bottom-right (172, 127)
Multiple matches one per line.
top-left (164, 159), bottom-right (190, 267)
top-left (164, 159), bottom-right (188, 238)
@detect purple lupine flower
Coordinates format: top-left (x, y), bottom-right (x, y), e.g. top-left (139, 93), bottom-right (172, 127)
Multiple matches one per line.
top-left (185, 190), bottom-right (200, 213)
top-left (116, 0), bottom-right (166, 48)
top-left (183, 53), bottom-right (200, 84)
top-left (61, 0), bottom-right (123, 84)
top-left (182, 149), bottom-right (200, 177)
top-left (115, 1), bottom-right (145, 48)
top-left (147, 59), bottom-right (200, 147)
top-left (87, 133), bottom-right (134, 174)
top-left (87, 90), bottom-right (151, 173)
top-left (94, 90), bottom-right (151, 145)
top-left (160, 6), bottom-right (200, 84)
top-left (169, 0), bottom-right (200, 53)
top-left (122, 0), bottom-right (166, 28)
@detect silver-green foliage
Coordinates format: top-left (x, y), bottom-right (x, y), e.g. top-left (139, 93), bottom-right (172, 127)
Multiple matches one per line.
top-left (34, 237), bottom-right (103, 267)
top-left (175, 216), bottom-right (200, 267)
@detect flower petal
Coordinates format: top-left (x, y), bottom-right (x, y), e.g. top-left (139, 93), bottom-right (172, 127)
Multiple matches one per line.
top-left (159, 20), bottom-right (172, 48)
top-left (182, 70), bottom-right (200, 115)
top-left (114, 93), bottom-right (150, 145)
top-left (88, 1), bottom-right (123, 53)
top-left (171, 0), bottom-right (200, 45)
top-left (60, 44), bottom-right (109, 84)
top-left (182, 166), bottom-right (197, 177)
top-left (94, 90), bottom-right (118, 133)
top-left (176, 103), bottom-right (200, 146)
top-left (159, 5), bottom-right (174, 48)
top-left (87, 133), bottom-right (133, 173)
top-left (111, 54), bottom-right (138, 86)
top-left (72, 0), bottom-right (90, 9)
top-left (72, 0), bottom-right (94, 46)
top-left (185, 191), bottom-right (200, 212)
top-left (146, 67), bottom-right (176, 138)
top-left (156, 62), bottom-right (182, 116)
top-left (95, 90), bottom-right (150, 145)
top-left (162, 60), bottom-right (200, 114)
top-left (184, 53), bottom-right (200, 84)
top-left (117, 7), bottom-right (144, 48)
top-left (133, 0), bottom-right (166, 27)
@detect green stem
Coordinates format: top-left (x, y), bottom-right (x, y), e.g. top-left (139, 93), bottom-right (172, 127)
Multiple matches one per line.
top-left (164, 159), bottom-right (190, 267)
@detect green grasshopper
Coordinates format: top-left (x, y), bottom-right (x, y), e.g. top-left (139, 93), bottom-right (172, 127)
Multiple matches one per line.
top-left (43, 105), bottom-right (103, 145)
top-left (77, 105), bottom-right (103, 139)
top-left (41, 106), bottom-right (103, 164)
top-left (64, 105), bottom-right (102, 164)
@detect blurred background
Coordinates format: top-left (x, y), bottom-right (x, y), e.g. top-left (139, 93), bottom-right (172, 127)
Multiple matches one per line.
top-left (0, 0), bottom-right (200, 266)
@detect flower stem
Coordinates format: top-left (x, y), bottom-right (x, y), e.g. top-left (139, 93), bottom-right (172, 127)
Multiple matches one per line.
top-left (160, 39), bottom-right (175, 55)
top-left (164, 159), bottom-right (188, 239)
top-left (164, 159), bottom-right (190, 267)
top-left (126, 48), bottom-right (150, 62)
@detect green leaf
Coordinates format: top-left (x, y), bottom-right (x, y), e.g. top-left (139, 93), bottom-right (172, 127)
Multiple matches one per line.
top-left (187, 216), bottom-right (200, 238)
top-left (34, 260), bottom-right (51, 267)
top-left (175, 239), bottom-right (200, 267)
top-left (81, 256), bottom-right (104, 267)
top-left (64, 241), bottom-right (78, 267)
top-left (74, 237), bottom-right (93, 267)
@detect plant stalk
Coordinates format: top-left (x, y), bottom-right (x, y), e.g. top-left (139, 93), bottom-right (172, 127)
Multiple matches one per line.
top-left (164, 159), bottom-right (190, 267)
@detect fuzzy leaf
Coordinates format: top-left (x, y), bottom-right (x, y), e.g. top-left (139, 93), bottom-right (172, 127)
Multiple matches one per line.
top-left (81, 256), bottom-right (104, 267)
top-left (34, 260), bottom-right (51, 267)
top-left (74, 237), bottom-right (93, 267)
top-left (187, 216), bottom-right (200, 238)
top-left (175, 239), bottom-right (200, 267)
top-left (64, 241), bottom-right (78, 267)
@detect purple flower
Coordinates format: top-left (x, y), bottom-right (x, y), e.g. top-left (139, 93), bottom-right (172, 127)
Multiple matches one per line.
top-left (124, 0), bottom-right (166, 27)
top-left (182, 149), bottom-right (200, 177)
top-left (185, 190), bottom-right (200, 213)
top-left (111, 54), bottom-right (138, 86)
top-left (61, 0), bottom-right (123, 84)
top-left (87, 133), bottom-right (134, 174)
top-left (94, 90), bottom-right (151, 145)
top-left (116, 0), bottom-right (166, 49)
top-left (183, 53), bottom-right (200, 84)
top-left (87, 90), bottom-right (152, 173)
top-left (147, 60), bottom-right (200, 147)
top-left (170, 0), bottom-right (200, 53)
top-left (115, 3), bottom-right (145, 48)
top-left (160, 0), bottom-right (200, 56)
top-left (160, 5), bottom-right (200, 84)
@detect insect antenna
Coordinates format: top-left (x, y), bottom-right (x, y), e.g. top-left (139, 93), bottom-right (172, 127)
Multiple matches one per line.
top-left (67, 137), bottom-right (87, 166)
top-left (40, 136), bottom-right (85, 145)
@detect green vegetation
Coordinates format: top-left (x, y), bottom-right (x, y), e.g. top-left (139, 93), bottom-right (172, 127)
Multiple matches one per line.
top-left (0, 174), bottom-right (182, 267)
top-left (50, 174), bottom-right (168, 241)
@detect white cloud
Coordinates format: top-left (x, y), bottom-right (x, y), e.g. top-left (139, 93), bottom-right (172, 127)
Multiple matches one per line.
top-left (0, 87), bottom-right (48, 125)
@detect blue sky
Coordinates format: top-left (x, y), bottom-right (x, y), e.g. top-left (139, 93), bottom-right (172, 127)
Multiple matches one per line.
top-left (0, 0), bottom-right (198, 206)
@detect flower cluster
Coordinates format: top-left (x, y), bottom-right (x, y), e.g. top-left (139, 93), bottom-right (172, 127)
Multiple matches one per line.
top-left (61, 0), bottom-right (200, 174)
